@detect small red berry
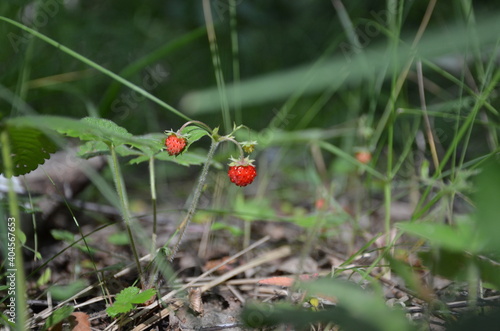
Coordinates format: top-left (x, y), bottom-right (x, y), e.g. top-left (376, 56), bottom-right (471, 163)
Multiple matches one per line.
top-left (355, 150), bottom-right (372, 164)
top-left (315, 198), bottom-right (326, 210)
top-left (165, 134), bottom-right (187, 156)
top-left (228, 157), bottom-right (257, 187)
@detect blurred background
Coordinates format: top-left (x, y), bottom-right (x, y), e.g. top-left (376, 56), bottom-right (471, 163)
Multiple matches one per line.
top-left (1, 0), bottom-right (499, 235)
top-left (2, 1), bottom-right (497, 129)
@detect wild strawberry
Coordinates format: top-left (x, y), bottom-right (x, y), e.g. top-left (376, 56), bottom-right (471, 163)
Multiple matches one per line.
top-left (228, 156), bottom-right (257, 187)
top-left (355, 150), bottom-right (372, 164)
top-left (165, 133), bottom-right (187, 156)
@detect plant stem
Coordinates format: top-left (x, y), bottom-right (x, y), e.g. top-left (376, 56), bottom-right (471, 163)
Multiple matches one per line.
top-left (109, 144), bottom-right (144, 282)
top-left (178, 120), bottom-right (213, 135)
top-left (202, 0), bottom-right (231, 133)
top-left (149, 156), bottom-right (157, 253)
top-left (1, 130), bottom-right (27, 330)
top-left (218, 136), bottom-right (245, 158)
top-left (169, 140), bottom-right (219, 261)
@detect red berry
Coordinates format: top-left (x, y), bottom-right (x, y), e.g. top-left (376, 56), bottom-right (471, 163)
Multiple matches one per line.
top-left (165, 134), bottom-right (187, 156)
top-left (228, 165), bottom-right (257, 187)
top-left (355, 150), bottom-right (372, 164)
top-left (227, 156), bottom-right (257, 187)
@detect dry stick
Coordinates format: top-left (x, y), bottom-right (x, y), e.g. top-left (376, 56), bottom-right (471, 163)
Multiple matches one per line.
top-left (176, 235), bottom-right (271, 295)
top-left (199, 245), bottom-right (292, 293)
top-left (130, 301), bottom-right (184, 331)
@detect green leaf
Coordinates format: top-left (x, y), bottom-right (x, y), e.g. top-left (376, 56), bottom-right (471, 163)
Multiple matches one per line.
top-left (8, 116), bottom-right (159, 152)
top-left (474, 158), bottom-right (500, 253)
top-left (154, 149), bottom-right (216, 167)
top-left (387, 255), bottom-right (428, 298)
top-left (302, 279), bottom-right (412, 331)
top-left (77, 140), bottom-right (110, 157)
top-left (42, 305), bottom-right (74, 331)
top-left (129, 288), bottom-right (156, 304)
top-left (473, 254), bottom-right (500, 290)
top-left (242, 279), bottom-right (412, 330)
top-left (106, 301), bottom-right (133, 318)
top-left (419, 248), bottom-right (500, 290)
top-left (127, 133), bottom-right (164, 155)
top-left (60, 117), bottom-right (133, 145)
top-left (0, 125), bottom-right (57, 176)
top-left (211, 222), bottom-right (244, 236)
top-left (50, 229), bottom-right (74, 242)
top-left (233, 194), bottom-right (275, 222)
top-left (48, 280), bottom-right (87, 301)
top-left (108, 232), bottom-right (130, 245)
top-left (36, 268), bottom-right (52, 287)
top-left (180, 125), bottom-right (210, 145)
top-left (396, 220), bottom-right (478, 253)
top-left (106, 286), bottom-right (156, 317)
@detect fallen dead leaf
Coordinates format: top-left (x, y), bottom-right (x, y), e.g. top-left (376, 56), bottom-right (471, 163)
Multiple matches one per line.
top-left (69, 312), bottom-right (91, 331)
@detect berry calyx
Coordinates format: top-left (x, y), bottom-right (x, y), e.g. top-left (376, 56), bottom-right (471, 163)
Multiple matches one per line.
top-left (228, 156), bottom-right (257, 187)
top-left (240, 141), bottom-right (257, 154)
top-left (165, 133), bottom-right (187, 156)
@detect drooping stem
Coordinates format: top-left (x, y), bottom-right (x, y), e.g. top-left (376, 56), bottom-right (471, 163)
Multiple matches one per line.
top-left (177, 120), bottom-right (214, 135)
top-left (109, 144), bottom-right (144, 282)
top-left (218, 135), bottom-right (245, 158)
top-left (169, 140), bottom-right (220, 261)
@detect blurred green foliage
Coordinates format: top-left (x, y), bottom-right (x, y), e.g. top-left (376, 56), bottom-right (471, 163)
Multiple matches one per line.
top-left (1, 1), bottom-right (497, 133)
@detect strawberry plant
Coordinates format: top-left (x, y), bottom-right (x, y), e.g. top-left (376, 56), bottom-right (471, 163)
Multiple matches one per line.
top-left (2, 1), bottom-right (500, 330)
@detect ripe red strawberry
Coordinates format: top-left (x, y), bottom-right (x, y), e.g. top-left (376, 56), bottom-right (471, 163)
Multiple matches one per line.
top-left (228, 157), bottom-right (257, 187)
top-left (355, 150), bottom-right (372, 164)
top-left (165, 133), bottom-right (187, 156)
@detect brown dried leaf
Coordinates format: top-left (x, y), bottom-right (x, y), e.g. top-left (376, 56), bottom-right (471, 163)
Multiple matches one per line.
top-left (69, 312), bottom-right (91, 331)
top-left (188, 288), bottom-right (204, 316)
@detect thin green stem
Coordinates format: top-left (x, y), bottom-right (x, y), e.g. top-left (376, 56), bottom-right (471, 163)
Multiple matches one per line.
top-left (169, 140), bottom-right (220, 261)
top-left (413, 70), bottom-right (500, 218)
top-left (178, 120), bottom-right (214, 135)
top-left (229, 0), bottom-right (242, 124)
top-left (202, 0), bottom-right (231, 133)
top-left (109, 144), bottom-right (144, 282)
top-left (149, 156), bottom-right (157, 253)
top-left (218, 136), bottom-right (245, 158)
top-left (1, 130), bottom-right (27, 330)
